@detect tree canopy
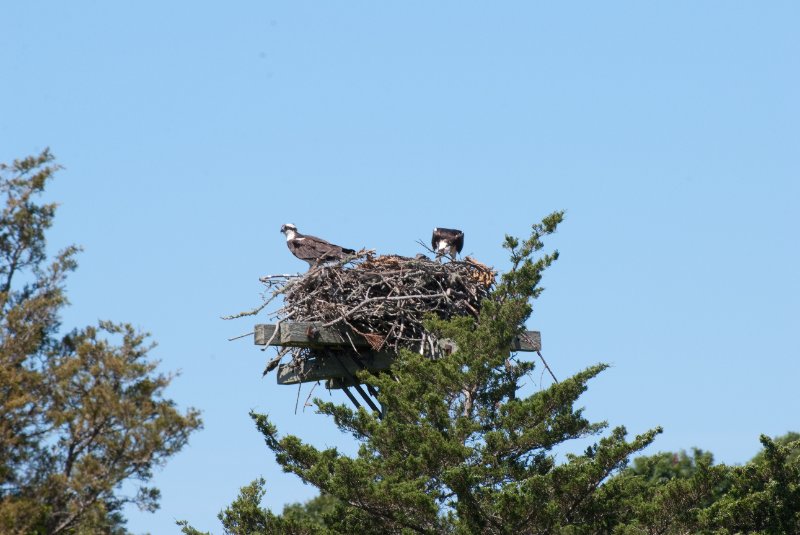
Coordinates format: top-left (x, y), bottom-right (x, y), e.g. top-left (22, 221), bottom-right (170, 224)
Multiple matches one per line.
top-left (181, 211), bottom-right (800, 535)
top-left (0, 151), bottom-right (202, 534)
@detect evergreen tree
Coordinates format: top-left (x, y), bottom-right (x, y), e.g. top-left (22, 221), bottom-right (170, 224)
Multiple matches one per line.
top-left (181, 213), bottom-right (800, 534)
top-left (182, 212), bottom-right (664, 534)
top-left (0, 151), bottom-right (202, 534)
top-left (696, 434), bottom-right (800, 533)
top-left (605, 434), bottom-right (800, 534)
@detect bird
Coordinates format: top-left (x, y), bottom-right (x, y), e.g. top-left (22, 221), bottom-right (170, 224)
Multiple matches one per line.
top-left (280, 223), bottom-right (355, 266)
top-left (431, 227), bottom-right (464, 260)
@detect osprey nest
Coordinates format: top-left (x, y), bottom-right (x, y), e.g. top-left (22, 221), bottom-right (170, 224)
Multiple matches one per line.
top-left (250, 251), bottom-right (496, 355)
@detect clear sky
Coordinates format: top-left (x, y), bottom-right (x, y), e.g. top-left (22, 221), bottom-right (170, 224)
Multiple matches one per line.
top-left (2, 2), bottom-right (798, 533)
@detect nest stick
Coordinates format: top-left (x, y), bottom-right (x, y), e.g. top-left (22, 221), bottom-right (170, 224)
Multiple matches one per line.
top-left (249, 252), bottom-right (496, 369)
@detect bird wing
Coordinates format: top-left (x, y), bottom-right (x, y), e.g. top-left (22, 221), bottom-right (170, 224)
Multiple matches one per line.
top-left (299, 235), bottom-right (353, 259)
top-left (287, 239), bottom-right (320, 263)
top-left (453, 231), bottom-right (464, 253)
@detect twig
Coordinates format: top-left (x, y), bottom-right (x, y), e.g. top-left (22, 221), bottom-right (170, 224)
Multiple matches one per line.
top-left (259, 273), bottom-right (301, 282)
top-left (266, 314), bottom-right (293, 347)
top-left (221, 300), bottom-right (270, 320)
top-left (303, 382), bottom-right (319, 411)
top-left (294, 381), bottom-right (302, 414)
top-left (234, 251), bottom-right (496, 361)
top-left (344, 330), bottom-right (361, 354)
top-left (537, 349), bottom-right (558, 383)
top-left (228, 331), bottom-right (254, 342)
top-left (320, 293), bottom-right (448, 328)
top-left (263, 347), bottom-right (290, 375)
top-left (416, 239), bottom-right (437, 255)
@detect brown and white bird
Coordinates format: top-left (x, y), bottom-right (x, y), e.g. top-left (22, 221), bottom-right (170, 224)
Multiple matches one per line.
top-left (431, 227), bottom-right (464, 260)
top-left (280, 223), bottom-right (355, 266)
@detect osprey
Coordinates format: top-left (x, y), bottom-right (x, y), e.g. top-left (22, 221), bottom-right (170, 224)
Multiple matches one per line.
top-left (431, 227), bottom-right (464, 260)
top-left (280, 223), bottom-right (355, 266)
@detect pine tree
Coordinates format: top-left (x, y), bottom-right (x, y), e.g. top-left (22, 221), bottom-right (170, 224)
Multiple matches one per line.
top-left (183, 213), bottom-right (800, 534)
top-left (182, 212), bottom-right (663, 534)
top-left (0, 151), bottom-right (202, 534)
top-left (601, 433), bottom-right (800, 534)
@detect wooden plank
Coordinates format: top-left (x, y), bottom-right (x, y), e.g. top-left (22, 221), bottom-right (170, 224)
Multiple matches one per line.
top-left (281, 321), bottom-right (369, 347)
top-left (255, 322), bottom-right (370, 348)
top-left (513, 331), bottom-right (541, 352)
top-left (341, 386), bottom-right (361, 408)
top-left (257, 323), bottom-right (541, 352)
top-left (277, 351), bottom-right (395, 385)
top-left (440, 331), bottom-right (541, 354)
top-left (254, 324), bottom-right (278, 345)
top-left (276, 329), bottom-right (541, 387)
top-left (326, 376), bottom-right (359, 390)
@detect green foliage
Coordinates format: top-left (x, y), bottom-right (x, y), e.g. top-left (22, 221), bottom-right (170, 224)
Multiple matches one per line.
top-left (695, 434), bottom-right (800, 534)
top-left (183, 212), bottom-right (669, 534)
top-left (599, 448), bottom-right (730, 533)
top-left (281, 492), bottom-right (339, 529)
top-left (596, 433), bottom-right (800, 534)
top-left (182, 212), bottom-right (800, 534)
top-left (178, 479), bottom-right (330, 535)
top-left (749, 431), bottom-right (800, 466)
top-left (0, 151), bottom-right (202, 534)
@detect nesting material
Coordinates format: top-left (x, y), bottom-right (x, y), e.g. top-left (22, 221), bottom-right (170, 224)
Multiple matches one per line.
top-left (255, 252), bottom-right (496, 355)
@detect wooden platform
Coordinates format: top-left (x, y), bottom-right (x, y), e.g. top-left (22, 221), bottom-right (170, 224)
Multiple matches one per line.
top-left (255, 323), bottom-right (540, 388)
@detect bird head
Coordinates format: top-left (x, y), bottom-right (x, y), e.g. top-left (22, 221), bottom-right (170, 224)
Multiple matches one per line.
top-left (280, 223), bottom-right (298, 235)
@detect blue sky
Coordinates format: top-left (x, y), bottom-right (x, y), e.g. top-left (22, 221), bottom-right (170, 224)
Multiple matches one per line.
top-left (2, 2), bottom-right (799, 533)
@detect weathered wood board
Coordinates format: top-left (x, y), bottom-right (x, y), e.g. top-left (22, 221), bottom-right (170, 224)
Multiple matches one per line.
top-left (512, 331), bottom-right (541, 352)
top-left (255, 323), bottom-right (541, 352)
top-left (258, 322), bottom-right (542, 388)
top-left (276, 351), bottom-right (395, 386)
top-left (255, 322), bottom-right (372, 348)
top-left (253, 324), bottom-right (277, 345)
